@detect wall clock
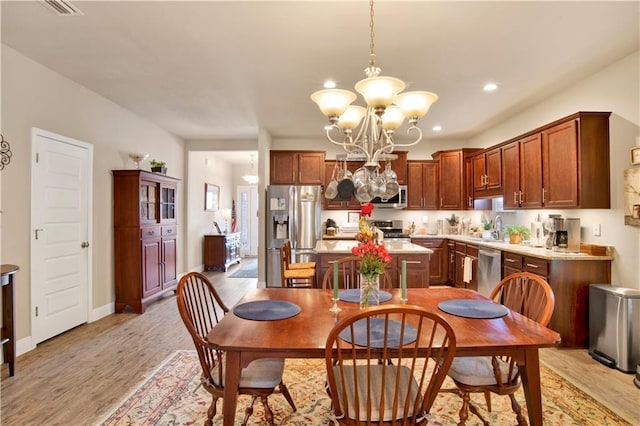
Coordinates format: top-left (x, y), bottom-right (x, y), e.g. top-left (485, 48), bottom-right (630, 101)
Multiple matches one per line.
top-left (631, 146), bottom-right (640, 165)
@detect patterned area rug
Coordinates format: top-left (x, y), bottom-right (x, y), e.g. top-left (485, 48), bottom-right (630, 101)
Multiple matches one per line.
top-left (99, 350), bottom-right (630, 425)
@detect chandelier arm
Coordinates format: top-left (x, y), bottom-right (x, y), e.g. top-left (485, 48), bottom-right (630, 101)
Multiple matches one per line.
top-left (383, 125), bottom-right (424, 149)
top-left (325, 126), bottom-right (370, 159)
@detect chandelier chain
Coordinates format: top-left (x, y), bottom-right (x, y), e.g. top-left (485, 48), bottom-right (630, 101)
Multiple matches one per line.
top-left (369, 0), bottom-right (376, 68)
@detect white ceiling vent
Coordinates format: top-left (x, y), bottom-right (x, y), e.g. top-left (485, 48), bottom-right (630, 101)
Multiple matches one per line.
top-left (41, 0), bottom-right (84, 16)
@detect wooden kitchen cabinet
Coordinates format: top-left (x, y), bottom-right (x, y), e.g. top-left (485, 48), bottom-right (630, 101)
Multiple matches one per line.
top-left (472, 146), bottom-right (502, 198)
top-left (113, 170), bottom-right (179, 314)
top-left (501, 112), bottom-right (610, 209)
top-left (270, 150), bottom-right (325, 185)
top-left (203, 233), bottom-right (241, 271)
top-left (447, 240), bottom-right (456, 284)
top-left (387, 151), bottom-right (408, 185)
top-left (433, 148), bottom-right (488, 210)
top-left (542, 112), bottom-right (610, 208)
top-left (406, 160), bottom-right (439, 210)
top-left (411, 238), bottom-right (447, 284)
top-left (501, 251), bottom-right (611, 348)
top-left (454, 242), bottom-right (478, 291)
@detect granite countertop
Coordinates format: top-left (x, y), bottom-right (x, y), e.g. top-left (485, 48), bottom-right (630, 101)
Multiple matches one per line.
top-left (322, 232), bottom-right (358, 240)
top-left (409, 234), bottom-right (613, 260)
top-left (314, 240), bottom-right (433, 255)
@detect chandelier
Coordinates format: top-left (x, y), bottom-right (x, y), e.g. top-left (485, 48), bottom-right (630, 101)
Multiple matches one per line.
top-left (311, 0), bottom-right (437, 202)
top-left (242, 154), bottom-right (259, 184)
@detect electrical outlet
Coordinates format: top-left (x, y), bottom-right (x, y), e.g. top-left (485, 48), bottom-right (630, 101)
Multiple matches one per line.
top-left (593, 223), bottom-right (601, 237)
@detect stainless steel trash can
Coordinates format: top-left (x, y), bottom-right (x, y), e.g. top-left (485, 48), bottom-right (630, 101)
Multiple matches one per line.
top-left (589, 284), bottom-right (640, 373)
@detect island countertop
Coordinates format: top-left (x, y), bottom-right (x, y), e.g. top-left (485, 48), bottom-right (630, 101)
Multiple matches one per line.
top-left (314, 240), bottom-right (433, 255)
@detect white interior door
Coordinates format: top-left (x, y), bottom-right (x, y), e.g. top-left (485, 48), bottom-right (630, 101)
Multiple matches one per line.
top-left (237, 185), bottom-right (258, 257)
top-left (31, 128), bottom-right (92, 344)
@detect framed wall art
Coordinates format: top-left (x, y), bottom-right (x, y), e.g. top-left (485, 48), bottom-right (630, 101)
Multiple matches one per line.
top-left (205, 183), bottom-right (219, 212)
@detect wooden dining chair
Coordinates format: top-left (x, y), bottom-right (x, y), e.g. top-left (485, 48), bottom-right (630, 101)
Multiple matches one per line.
top-left (445, 272), bottom-right (555, 426)
top-left (176, 272), bottom-right (296, 426)
top-left (280, 240), bottom-right (316, 288)
top-left (320, 256), bottom-right (394, 290)
top-left (325, 304), bottom-right (457, 425)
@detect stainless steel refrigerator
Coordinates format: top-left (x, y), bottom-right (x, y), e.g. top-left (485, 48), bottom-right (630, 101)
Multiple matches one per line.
top-left (266, 185), bottom-right (321, 287)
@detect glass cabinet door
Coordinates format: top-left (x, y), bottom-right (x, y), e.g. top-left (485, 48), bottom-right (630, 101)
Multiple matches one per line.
top-left (160, 185), bottom-right (176, 221)
top-left (140, 181), bottom-right (157, 222)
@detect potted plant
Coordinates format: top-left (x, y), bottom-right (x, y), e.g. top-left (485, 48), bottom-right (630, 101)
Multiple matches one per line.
top-left (505, 225), bottom-right (530, 244)
top-left (150, 160), bottom-right (167, 174)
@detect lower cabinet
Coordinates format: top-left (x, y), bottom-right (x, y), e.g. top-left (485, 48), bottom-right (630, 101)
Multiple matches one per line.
top-left (411, 238), bottom-right (447, 284)
top-left (454, 242), bottom-right (478, 291)
top-left (203, 233), bottom-right (241, 271)
top-left (501, 251), bottom-right (611, 348)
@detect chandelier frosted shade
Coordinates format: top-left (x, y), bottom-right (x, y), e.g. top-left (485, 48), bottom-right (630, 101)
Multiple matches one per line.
top-left (354, 76), bottom-right (405, 109)
top-left (380, 105), bottom-right (405, 130)
top-left (310, 89), bottom-right (357, 120)
top-left (395, 91), bottom-right (439, 120)
top-left (337, 105), bottom-right (367, 130)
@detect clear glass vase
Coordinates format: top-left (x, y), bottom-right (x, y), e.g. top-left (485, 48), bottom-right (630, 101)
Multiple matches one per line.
top-left (359, 274), bottom-right (380, 309)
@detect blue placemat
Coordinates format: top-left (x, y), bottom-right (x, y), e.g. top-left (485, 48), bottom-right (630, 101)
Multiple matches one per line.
top-left (339, 318), bottom-right (418, 348)
top-left (233, 300), bottom-right (301, 321)
top-left (438, 299), bottom-right (508, 319)
top-left (338, 289), bottom-right (393, 304)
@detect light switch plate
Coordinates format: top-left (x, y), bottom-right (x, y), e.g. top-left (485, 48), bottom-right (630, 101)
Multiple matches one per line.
top-left (593, 223), bottom-right (601, 237)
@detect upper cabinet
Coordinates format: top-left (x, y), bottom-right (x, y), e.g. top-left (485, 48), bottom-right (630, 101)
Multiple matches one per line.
top-left (502, 112), bottom-right (610, 209)
top-left (432, 149), bottom-right (486, 210)
top-left (406, 160), bottom-right (439, 210)
top-left (270, 150), bottom-right (325, 185)
top-left (472, 146), bottom-right (502, 198)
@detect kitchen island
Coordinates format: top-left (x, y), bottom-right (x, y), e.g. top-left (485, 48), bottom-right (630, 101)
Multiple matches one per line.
top-left (314, 240), bottom-right (433, 288)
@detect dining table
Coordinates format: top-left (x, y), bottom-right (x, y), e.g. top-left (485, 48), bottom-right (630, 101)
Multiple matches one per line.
top-left (206, 287), bottom-right (561, 426)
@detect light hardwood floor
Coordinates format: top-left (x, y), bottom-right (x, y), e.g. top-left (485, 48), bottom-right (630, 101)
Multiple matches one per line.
top-left (1, 261), bottom-right (638, 425)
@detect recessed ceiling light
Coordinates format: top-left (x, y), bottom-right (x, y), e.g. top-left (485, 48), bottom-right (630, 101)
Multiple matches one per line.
top-left (432, 125), bottom-right (442, 132)
top-left (483, 82), bottom-right (498, 92)
top-left (324, 81), bottom-right (336, 89)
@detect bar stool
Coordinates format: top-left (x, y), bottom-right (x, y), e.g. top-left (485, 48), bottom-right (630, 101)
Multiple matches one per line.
top-left (280, 241), bottom-right (316, 288)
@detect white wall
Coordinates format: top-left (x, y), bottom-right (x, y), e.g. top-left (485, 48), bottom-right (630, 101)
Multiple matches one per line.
top-left (1, 45), bottom-right (185, 342)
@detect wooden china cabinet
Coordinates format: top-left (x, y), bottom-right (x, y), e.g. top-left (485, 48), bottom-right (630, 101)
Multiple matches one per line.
top-left (113, 170), bottom-right (179, 313)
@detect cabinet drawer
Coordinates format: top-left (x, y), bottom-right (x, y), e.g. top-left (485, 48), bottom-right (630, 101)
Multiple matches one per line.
top-left (140, 226), bottom-right (161, 239)
top-left (502, 252), bottom-right (523, 269)
top-left (162, 226), bottom-right (177, 237)
top-left (397, 254), bottom-right (429, 269)
top-left (523, 256), bottom-right (549, 276)
top-left (466, 244), bottom-right (478, 257)
top-left (411, 238), bottom-right (444, 249)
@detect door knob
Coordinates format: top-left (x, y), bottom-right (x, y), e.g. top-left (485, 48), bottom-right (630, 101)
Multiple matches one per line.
top-left (81, 241), bottom-right (90, 248)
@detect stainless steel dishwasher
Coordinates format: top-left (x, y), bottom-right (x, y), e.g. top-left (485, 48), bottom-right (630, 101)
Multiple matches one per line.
top-left (478, 247), bottom-right (502, 296)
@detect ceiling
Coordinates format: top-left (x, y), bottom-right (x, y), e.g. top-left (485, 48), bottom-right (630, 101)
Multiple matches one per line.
top-left (2, 1), bottom-right (639, 161)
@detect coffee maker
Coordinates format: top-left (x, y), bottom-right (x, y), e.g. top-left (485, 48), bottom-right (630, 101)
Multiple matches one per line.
top-left (543, 214), bottom-right (563, 250)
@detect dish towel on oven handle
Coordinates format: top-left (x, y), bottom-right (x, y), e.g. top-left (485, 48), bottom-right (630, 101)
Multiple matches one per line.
top-left (463, 256), bottom-right (472, 283)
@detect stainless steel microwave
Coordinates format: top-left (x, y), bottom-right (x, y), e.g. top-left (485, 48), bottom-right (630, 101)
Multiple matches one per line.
top-left (370, 185), bottom-right (407, 209)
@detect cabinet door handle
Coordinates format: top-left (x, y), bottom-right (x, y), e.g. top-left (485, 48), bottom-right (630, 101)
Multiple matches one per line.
top-left (514, 191), bottom-right (518, 204)
top-left (542, 188), bottom-right (546, 204)
top-left (505, 258), bottom-right (516, 263)
top-left (526, 263), bottom-right (539, 269)
top-left (147, 230), bottom-right (155, 236)
top-left (166, 228), bottom-right (173, 234)
top-left (519, 191), bottom-right (524, 204)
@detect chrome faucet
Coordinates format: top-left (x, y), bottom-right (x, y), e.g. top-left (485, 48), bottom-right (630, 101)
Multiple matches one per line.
top-left (493, 215), bottom-right (503, 240)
